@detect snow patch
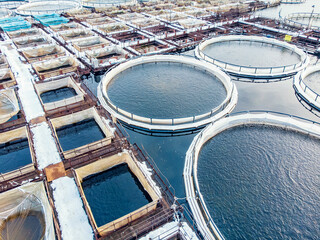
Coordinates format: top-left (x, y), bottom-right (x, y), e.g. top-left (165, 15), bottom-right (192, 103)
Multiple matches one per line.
top-left (51, 176), bottom-right (94, 240)
top-left (2, 47), bottom-right (44, 122)
top-left (139, 221), bottom-right (199, 240)
top-left (102, 117), bottom-right (116, 135)
top-left (137, 161), bottom-right (162, 198)
top-left (31, 122), bottom-right (61, 170)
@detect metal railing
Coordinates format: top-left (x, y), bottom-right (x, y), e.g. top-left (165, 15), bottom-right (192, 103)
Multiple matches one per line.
top-left (0, 164), bottom-right (35, 183)
top-left (284, 13), bottom-right (320, 31)
top-left (99, 54), bottom-right (236, 128)
top-left (102, 91), bottom-right (233, 126)
top-left (17, 1), bottom-right (80, 16)
top-left (63, 139), bottom-right (123, 169)
top-left (99, 200), bottom-right (159, 235)
top-left (132, 143), bottom-right (176, 205)
top-left (185, 110), bottom-right (320, 240)
top-left (197, 41), bottom-right (307, 76)
top-left (63, 136), bottom-right (112, 159)
top-left (298, 74), bottom-right (320, 105)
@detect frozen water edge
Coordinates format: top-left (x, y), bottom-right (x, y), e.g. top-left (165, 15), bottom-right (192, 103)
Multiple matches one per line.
top-left (51, 176), bottom-right (94, 240)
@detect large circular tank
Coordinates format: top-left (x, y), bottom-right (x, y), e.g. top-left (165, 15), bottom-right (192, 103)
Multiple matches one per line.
top-left (284, 12), bottom-right (320, 30)
top-left (82, 0), bottom-right (136, 8)
top-left (184, 112), bottom-right (320, 239)
top-left (98, 55), bottom-right (238, 132)
top-left (294, 65), bottom-right (320, 111)
top-left (0, 1), bottom-right (26, 10)
top-left (195, 35), bottom-right (309, 80)
top-left (16, 1), bottom-right (80, 15)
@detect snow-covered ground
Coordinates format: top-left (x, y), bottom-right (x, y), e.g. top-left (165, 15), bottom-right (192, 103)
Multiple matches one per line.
top-left (139, 221), bottom-right (199, 240)
top-left (51, 176), bottom-right (94, 240)
top-left (1, 44), bottom-right (63, 169)
top-left (31, 122), bottom-right (62, 170)
top-left (2, 46), bottom-right (44, 121)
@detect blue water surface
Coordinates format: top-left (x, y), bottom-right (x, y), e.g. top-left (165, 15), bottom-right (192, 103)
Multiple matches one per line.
top-left (107, 61), bottom-right (226, 119)
top-left (0, 138), bottom-right (32, 173)
top-left (82, 163), bottom-right (152, 227)
top-left (198, 125), bottom-right (320, 239)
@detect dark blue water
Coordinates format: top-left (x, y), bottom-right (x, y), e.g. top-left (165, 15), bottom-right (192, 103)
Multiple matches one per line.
top-left (203, 41), bottom-right (301, 67)
top-left (304, 71), bottom-right (320, 94)
top-left (0, 138), bottom-right (32, 174)
top-left (107, 62), bottom-right (226, 119)
top-left (56, 119), bottom-right (105, 151)
top-left (82, 163), bottom-right (152, 227)
top-left (40, 87), bottom-right (77, 104)
top-left (198, 125), bottom-right (320, 239)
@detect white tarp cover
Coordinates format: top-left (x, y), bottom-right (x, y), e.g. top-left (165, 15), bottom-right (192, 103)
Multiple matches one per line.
top-left (158, 12), bottom-right (187, 21)
top-left (177, 18), bottom-right (207, 29)
top-left (7, 28), bottom-right (39, 39)
top-left (131, 18), bottom-right (160, 28)
top-left (0, 88), bottom-right (19, 124)
top-left (60, 29), bottom-right (93, 40)
top-left (51, 22), bottom-right (80, 32)
top-left (33, 56), bottom-right (78, 72)
top-left (86, 16), bottom-right (115, 25)
top-left (98, 22), bottom-right (129, 33)
top-left (22, 45), bottom-right (64, 59)
top-left (67, 8), bottom-right (91, 16)
top-left (0, 182), bottom-right (55, 240)
top-left (0, 55), bottom-right (8, 68)
top-left (74, 12), bottom-right (101, 20)
top-left (117, 12), bottom-right (144, 21)
top-left (14, 35), bottom-right (48, 46)
top-left (86, 45), bottom-right (124, 58)
top-left (72, 36), bottom-right (109, 47)
top-left (0, 68), bottom-right (11, 80)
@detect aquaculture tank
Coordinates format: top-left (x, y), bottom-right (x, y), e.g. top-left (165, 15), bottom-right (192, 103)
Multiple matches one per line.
top-left (184, 112), bottom-right (320, 240)
top-left (16, 1), bottom-right (80, 15)
top-left (0, 89), bottom-right (19, 124)
top-left (294, 65), bottom-right (320, 112)
top-left (98, 55), bottom-right (238, 132)
top-left (0, 182), bottom-right (55, 240)
top-left (196, 35), bottom-right (309, 79)
top-left (82, 163), bottom-right (152, 226)
top-left (82, 0), bottom-right (134, 8)
top-left (56, 118), bottom-right (106, 151)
